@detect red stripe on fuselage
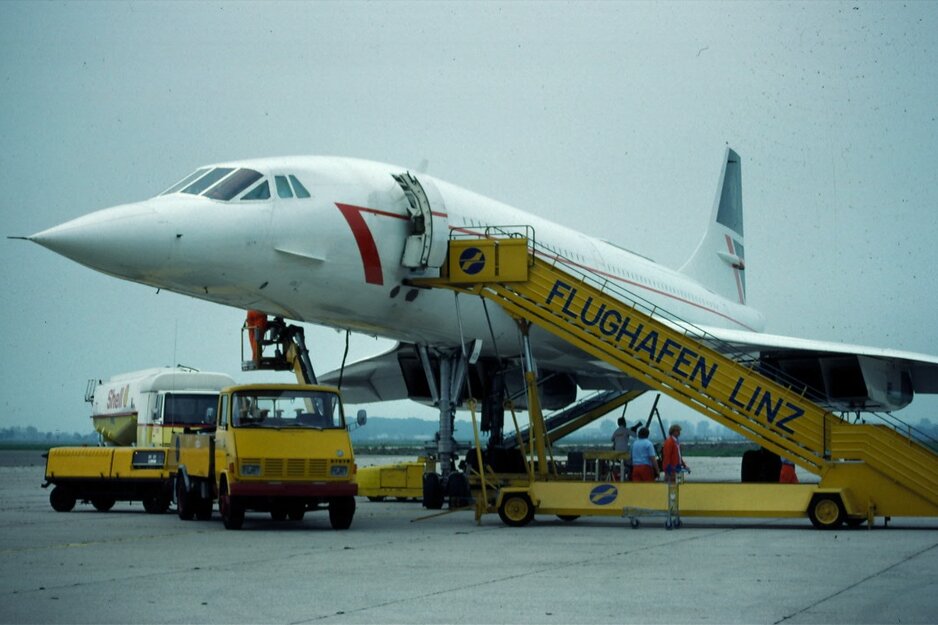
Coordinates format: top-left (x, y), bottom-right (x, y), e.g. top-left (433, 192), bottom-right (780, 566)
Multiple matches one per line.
top-left (335, 203), bottom-right (448, 286)
top-left (335, 203), bottom-right (388, 286)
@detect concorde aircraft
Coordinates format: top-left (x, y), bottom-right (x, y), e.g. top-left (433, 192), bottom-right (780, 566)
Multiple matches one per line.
top-left (26, 149), bottom-right (938, 425)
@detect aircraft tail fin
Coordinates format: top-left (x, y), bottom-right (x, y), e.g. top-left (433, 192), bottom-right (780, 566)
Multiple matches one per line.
top-left (678, 147), bottom-right (747, 304)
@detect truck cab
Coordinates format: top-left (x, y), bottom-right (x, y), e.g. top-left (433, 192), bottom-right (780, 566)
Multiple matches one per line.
top-left (172, 383), bottom-right (357, 530)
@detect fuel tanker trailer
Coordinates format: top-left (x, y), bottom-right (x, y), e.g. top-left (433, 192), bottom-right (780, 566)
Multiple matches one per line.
top-left (43, 367), bottom-right (234, 514)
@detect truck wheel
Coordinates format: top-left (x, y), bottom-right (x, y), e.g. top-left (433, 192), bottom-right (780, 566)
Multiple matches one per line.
top-left (329, 496), bottom-right (356, 530)
top-left (220, 481), bottom-right (244, 530)
top-left (287, 506), bottom-right (305, 521)
top-left (195, 495), bottom-right (213, 521)
top-left (143, 495), bottom-right (169, 514)
top-left (270, 507), bottom-right (288, 522)
top-left (50, 485), bottom-right (76, 512)
top-left (808, 494), bottom-right (845, 530)
top-left (92, 496), bottom-right (116, 512)
top-left (176, 475), bottom-right (194, 521)
top-left (498, 493), bottom-right (534, 527)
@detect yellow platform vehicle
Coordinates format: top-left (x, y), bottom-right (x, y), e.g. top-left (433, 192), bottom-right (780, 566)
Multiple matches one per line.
top-left (43, 446), bottom-right (173, 513)
top-left (171, 383), bottom-right (358, 530)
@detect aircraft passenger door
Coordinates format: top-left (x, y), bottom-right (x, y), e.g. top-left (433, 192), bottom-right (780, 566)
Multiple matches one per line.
top-left (393, 172), bottom-right (448, 269)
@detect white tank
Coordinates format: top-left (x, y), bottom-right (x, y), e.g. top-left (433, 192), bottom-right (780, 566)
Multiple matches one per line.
top-left (88, 367), bottom-right (235, 446)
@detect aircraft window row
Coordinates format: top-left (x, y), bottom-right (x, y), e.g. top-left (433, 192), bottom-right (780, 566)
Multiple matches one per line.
top-left (204, 168), bottom-right (264, 200)
top-left (160, 167), bottom-right (312, 202)
top-left (275, 174), bottom-right (311, 199)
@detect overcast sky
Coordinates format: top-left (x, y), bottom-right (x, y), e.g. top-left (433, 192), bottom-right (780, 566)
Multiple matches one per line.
top-left (2, 1), bottom-right (937, 436)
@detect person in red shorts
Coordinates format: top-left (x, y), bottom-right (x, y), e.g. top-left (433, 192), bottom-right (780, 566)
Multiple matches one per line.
top-left (779, 457), bottom-right (799, 483)
top-left (630, 427), bottom-right (659, 482)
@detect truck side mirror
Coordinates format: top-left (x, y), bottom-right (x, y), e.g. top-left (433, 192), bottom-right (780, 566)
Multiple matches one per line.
top-left (356, 409), bottom-right (367, 427)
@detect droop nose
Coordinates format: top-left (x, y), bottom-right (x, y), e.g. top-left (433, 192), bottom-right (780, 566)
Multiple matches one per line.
top-left (29, 201), bottom-right (174, 280)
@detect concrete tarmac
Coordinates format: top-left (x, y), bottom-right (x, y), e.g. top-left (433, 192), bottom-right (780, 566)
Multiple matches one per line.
top-left (2, 451), bottom-right (937, 625)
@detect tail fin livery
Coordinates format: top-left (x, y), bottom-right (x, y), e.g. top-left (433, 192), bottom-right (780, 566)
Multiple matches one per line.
top-left (679, 147), bottom-right (746, 304)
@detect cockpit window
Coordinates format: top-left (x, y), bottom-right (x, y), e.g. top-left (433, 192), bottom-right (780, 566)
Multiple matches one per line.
top-left (182, 167), bottom-right (234, 195)
top-left (275, 175), bottom-right (293, 198)
top-left (289, 175), bottom-right (311, 198)
top-left (160, 168), bottom-right (210, 195)
top-left (241, 180), bottom-right (270, 200)
top-left (203, 168), bottom-right (264, 201)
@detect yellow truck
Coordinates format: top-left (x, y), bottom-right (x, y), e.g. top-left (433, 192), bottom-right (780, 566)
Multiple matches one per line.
top-left (171, 383), bottom-right (357, 530)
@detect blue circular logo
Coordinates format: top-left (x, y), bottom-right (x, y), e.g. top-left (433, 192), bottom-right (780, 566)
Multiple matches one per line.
top-left (589, 484), bottom-right (618, 506)
top-left (459, 247), bottom-right (486, 275)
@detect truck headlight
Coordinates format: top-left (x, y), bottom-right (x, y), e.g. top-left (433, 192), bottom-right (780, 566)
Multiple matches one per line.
top-left (241, 463), bottom-right (262, 476)
top-left (330, 465), bottom-right (349, 477)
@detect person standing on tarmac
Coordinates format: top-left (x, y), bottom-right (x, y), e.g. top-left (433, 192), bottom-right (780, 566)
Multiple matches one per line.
top-left (779, 457), bottom-right (799, 483)
top-left (630, 427), bottom-right (659, 482)
top-left (611, 416), bottom-right (632, 452)
top-left (662, 424), bottom-right (689, 482)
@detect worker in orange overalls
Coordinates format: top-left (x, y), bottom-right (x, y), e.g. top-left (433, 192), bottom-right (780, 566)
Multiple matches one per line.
top-left (246, 310), bottom-right (268, 363)
top-left (779, 457), bottom-right (799, 483)
top-left (662, 424), bottom-right (689, 482)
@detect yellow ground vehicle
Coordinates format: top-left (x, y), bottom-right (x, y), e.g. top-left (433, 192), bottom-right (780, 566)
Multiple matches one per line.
top-left (43, 447), bottom-right (172, 513)
top-left (171, 383), bottom-right (357, 530)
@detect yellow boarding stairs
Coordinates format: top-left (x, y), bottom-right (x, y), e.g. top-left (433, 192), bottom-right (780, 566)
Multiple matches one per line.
top-left (414, 231), bottom-right (938, 528)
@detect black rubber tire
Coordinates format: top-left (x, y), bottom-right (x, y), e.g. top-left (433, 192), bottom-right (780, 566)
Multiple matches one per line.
top-left (91, 496), bottom-right (116, 512)
top-left (270, 508), bottom-right (288, 522)
top-left (49, 485), bottom-right (76, 512)
top-left (808, 494), bottom-right (846, 530)
top-left (557, 515), bottom-right (579, 522)
top-left (176, 475), bottom-right (194, 521)
top-left (446, 472), bottom-right (472, 509)
top-left (195, 495), bottom-right (213, 521)
top-left (422, 472), bottom-right (444, 510)
top-left (498, 493), bottom-right (534, 527)
top-left (143, 495), bottom-right (169, 514)
top-left (367, 496), bottom-right (386, 502)
top-left (219, 480), bottom-right (244, 530)
top-left (287, 505), bottom-right (305, 521)
top-left (329, 496), bottom-right (356, 530)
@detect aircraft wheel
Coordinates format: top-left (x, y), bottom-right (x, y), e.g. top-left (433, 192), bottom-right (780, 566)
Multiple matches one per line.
top-left (630, 518), bottom-right (640, 529)
top-left (367, 496), bottom-right (386, 502)
top-left (557, 515), bottom-right (579, 522)
top-left (329, 496), bottom-right (356, 530)
top-left (50, 485), bottom-right (76, 512)
top-left (808, 494), bottom-right (845, 530)
top-left (498, 493), bottom-right (534, 527)
top-left (270, 506), bottom-right (288, 522)
top-left (422, 473), bottom-right (444, 510)
top-left (219, 480), bottom-right (244, 530)
top-left (91, 496), bottom-right (116, 512)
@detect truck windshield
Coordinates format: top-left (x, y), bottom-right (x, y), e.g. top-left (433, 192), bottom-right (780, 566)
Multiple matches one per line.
top-left (231, 390), bottom-right (344, 429)
top-left (164, 393), bottom-right (218, 426)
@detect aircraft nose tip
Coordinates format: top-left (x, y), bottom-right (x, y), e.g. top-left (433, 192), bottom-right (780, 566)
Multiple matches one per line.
top-left (27, 202), bottom-right (170, 277)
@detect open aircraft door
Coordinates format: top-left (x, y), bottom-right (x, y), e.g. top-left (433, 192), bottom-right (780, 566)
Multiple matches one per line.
top-left (393, 172), bottom-right (448, 270)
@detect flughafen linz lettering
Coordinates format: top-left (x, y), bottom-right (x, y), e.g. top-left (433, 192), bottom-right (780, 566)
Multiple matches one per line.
top-left (545, 280), bottom-right (804, 434)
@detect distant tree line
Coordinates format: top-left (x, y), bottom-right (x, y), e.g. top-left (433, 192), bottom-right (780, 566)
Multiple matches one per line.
top-left (5, 416), bottom-right (937, 447)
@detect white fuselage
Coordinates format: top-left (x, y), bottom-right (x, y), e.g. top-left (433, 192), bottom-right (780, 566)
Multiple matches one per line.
top-left (31, 156), bottom-right (765, 376)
